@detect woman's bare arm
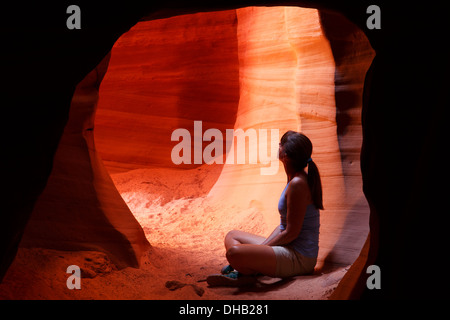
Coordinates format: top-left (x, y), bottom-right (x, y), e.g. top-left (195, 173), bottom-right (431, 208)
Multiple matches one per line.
top-left (263, 176), bottom-right (308, 247)
top-left (261, 226), bottom-right (281, 245)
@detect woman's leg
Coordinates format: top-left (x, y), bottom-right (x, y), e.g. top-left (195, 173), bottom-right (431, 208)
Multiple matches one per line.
top-left (224, 230), bottom-right (265, 250)
top-left (226, 244), bottom-right (277, 277)
top-left (223, 230), bottom-right (276, 277)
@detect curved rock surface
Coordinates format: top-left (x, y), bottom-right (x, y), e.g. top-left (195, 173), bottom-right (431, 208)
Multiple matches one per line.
top-left (94, 7), bottom-right (373, 271)
top-left (18, 53), bottom-right (150, 269)
top-left (1, 1), bottom-right (448, 300)
top-left (1, 7), bottom-right (373, 299)
top-left (94, 10), bottom-right (240, 173)
top-left (208, 7), bottom-right (373, 271)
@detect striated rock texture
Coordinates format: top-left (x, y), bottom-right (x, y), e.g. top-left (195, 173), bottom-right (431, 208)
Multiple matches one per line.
top-left (94, 11), bottom-right (240, 173)
top-left (92, 7), bottom-right (373, 272)
top-left (207, 7), bottom-right (373, 270)
top-left (19, 53), bottom-right (150, 269)
top-left (1, 1), bottom-right (448, 300)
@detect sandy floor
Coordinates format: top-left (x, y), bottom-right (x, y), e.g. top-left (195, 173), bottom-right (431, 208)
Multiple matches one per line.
top-left (0, 164), bottom-right (348, 300)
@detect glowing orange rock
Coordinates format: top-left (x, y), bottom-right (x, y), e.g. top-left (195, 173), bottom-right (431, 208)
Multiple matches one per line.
top-left (15, 7), bottom-right (374, 296)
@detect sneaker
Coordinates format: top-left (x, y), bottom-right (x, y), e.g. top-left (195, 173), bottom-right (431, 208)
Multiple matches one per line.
top-left (206, 271), bottom-right (257, 287)
top-left (220, 264), bottom-right (234, 275)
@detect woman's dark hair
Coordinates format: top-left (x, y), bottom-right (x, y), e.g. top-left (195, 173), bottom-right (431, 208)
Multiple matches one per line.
top-left (280, 130), bottom-right (324, 210)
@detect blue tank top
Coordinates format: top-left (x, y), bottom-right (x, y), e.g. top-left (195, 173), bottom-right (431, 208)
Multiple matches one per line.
top-left (278, 181), bottom-right (320, 258)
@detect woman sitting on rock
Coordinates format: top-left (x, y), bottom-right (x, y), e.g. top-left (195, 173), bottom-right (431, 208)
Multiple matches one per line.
top-left (207, 130), bottom-right (323, 286)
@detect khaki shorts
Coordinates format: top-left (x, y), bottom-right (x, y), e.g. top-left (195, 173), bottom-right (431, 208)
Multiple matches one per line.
top-left (272, 246), bottom-right (317, 278)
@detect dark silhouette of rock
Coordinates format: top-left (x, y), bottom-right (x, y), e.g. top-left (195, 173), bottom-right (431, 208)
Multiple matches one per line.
top-left (1, 1), bottom-right (448, 299)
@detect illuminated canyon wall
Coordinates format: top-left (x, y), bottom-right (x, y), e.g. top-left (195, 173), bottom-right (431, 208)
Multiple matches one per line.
top-left (92, 7), bottom-right (374, 271)
top-left (2, 1), bottom-right (447, 300)
top-left (18, 53), bottom-right (150, 269)
top-left (9, 6), bottom-right (374, 296)
top-left (94, 10), bottom-right (240, 173)
top-left (208, 7), bottom-right (374, 269)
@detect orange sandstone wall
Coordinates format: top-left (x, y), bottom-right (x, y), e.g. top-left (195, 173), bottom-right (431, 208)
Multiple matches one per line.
top-left (94, 7), bottom-right (374, 270)
top-left (19, 9), bottom-right (241, 270)
top-left (18, 7), bottom-right (373, 274)
top-left (1, 1), bottom-right (446, 300)
top-left (19, 54), bottom-right (150, 269)
top-left (94, 11), bottom-right (240, 173)
top-left (208, 7), bottom-right (374, 268)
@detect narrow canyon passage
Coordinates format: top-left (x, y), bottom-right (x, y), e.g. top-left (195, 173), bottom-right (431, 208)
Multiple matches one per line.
top-left (0, 6), bottom-right (373, 300)
top-left (2, 1), bottom-right (448, 300)
top-left (93, 7), bottom-right (373, 298)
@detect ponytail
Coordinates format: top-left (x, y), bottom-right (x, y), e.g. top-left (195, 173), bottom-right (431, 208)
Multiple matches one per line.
top-left (280, 130), bottom-right (324, 210)
top-left (307, 159), bottom-right (324, 210)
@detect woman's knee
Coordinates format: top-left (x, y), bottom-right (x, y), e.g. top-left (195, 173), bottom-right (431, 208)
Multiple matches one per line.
top-left (225, 230), bottom-right (239, 240)
top-left (226, 245), bottom-right (243, 265)
top-left (224, 230), bottom-right (239, 246)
